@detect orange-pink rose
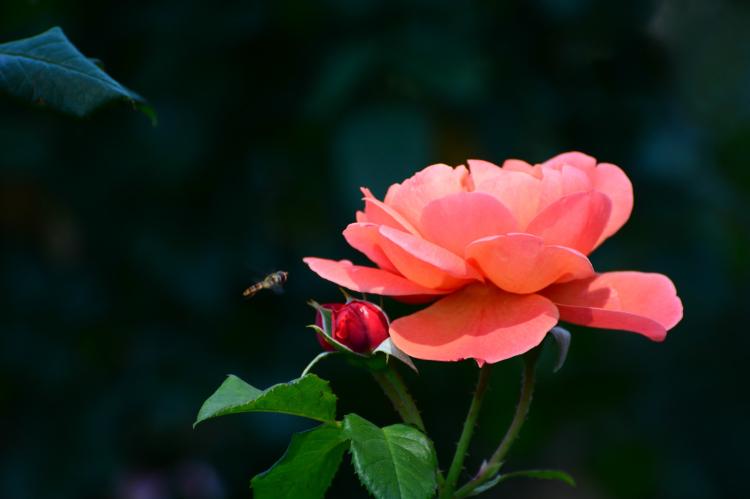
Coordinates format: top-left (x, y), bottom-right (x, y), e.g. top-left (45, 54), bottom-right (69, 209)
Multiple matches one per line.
top-left (304, 152), bottom-right (683, 365)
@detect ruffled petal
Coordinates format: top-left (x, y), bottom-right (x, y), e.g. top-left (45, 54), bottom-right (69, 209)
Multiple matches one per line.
top-left (542, 151), bottom-right (597, 172)
top-left (468, 160), bottom-right (542, 227)
top-left (465, 159), bottom-right (502, 186)
top-left (378, 226), bottom-right (480, 290)
top-left (303, 257), bottom-right (447, 296)
top-left (591, 163), bottom-right (633, 247)
top-left (540, 272), bottom-right (682, 341)
top-left (465, 233), bottom-right (594, 294)
top-left (389, 284), bottom-right (559, 364)
top-left (419, 192), bottom-right (519, 256)
top-left (383, 164), bottom-right (470, 230)
top-left (537, 164), bottom-right (593, 212)
top-left (343, 223), bottom-right (397, 273)
top-left (525, 191), bottom-right (612, 255)
top-left (501, 159), bottom-right (542, 178)
top-left (361, 188), bottom-right (420, 235)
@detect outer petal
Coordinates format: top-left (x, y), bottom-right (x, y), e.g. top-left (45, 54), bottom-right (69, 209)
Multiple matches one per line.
top-left (540, 272), bottom-right (682, 341)
top-left (303, 258), bottom-right (446, 296)
top-left (389, 284), bottom-right (559, 364)
top-left (465, 233), bottom-right (594, 294)
top-left (591, 163), bottom-right (633, 247)
top-left (525, 191), bottom-right (612, 255)
top-left (383, 164), bottom-right (470, 230)
top-left (378, 226), bottom-right (480, 290)
top-left (419, 192), bottom-right (519, 256)
top-left (361, 188), bottom-right (420, 235)
top-left (343, 223), bottom-right (397, 273)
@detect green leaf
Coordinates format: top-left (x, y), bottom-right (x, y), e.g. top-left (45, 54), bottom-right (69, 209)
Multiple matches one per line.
top-left (251, 424), bottom-right (349, 499)
top-left (549, 326), bottom-right (571, 373)
top-left (343, 413), bottom-right (437, 499)
top-left (0, 27), bottom-right (153, 120)
top-left (194, 374), bottom-right (337, 427)
top-left (469, 469), bottom-right (576, 496)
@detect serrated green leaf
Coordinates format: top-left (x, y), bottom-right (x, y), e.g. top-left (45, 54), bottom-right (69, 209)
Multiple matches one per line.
top-left (343, 413), bottom-right (437, 499)
top-left (469, 469), bottom-right (576, 496)
top-left (0, 27), bottom-right (153, 120)
top-left (194, 374), bottom-right (337, 427)
top-left (251, 424), bottom-right (348, 499)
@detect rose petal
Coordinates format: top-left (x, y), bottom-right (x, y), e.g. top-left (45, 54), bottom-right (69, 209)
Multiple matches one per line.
top-left (502, 159), bottom-right (542, 178)
top-left (389, 284), bottom-right (559, 364)
top-left (360, 188), bottom-right (420, 235)
top-left (540, 163), bottom-right (593, 206)
top-left (383, 164), bottom-right (470, 230)
top-left (378, 226), bottom-right (480, 290)
top-left (468, 160), bottom-right (542, 227)
top-left (419, 192), bottom-right (519, 256)
top-left (466, 159), bottom-right (503, 185)
top-left (542, 151), bottom-right (597, 172)
top-left (303, 257), bottom-right (446, 296)
top-left (591, 163), bottom-right (633, 248)
top-left (540, 272), bottom-right (682, 341)
top-left (465, 233), bottom-right (594, 294)
top-left (343, 223), bottom-right (398, 272)
top-left (525, 191), bottom-right (612, 255)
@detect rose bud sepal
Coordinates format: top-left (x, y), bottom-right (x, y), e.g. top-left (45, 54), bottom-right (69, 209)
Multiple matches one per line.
top-left (306, 300), bottom-right (416, 372)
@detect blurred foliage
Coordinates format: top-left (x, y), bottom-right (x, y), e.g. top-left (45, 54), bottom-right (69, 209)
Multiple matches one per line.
top-left (1, 1), bottom-right (749, 498)
top-left (0, 27), bottom-right (152, 119)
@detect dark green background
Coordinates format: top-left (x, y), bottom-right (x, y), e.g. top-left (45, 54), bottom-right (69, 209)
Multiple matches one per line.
top-left (1, 1), bottom-right (748, 498)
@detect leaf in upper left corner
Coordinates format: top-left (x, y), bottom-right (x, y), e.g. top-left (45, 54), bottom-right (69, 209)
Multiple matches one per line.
top-left (0, 27), bottom-right (154, 121)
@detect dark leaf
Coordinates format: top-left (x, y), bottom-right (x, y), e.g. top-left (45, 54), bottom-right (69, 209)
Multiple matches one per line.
top-left (0, 27), bottom-right (153, 120)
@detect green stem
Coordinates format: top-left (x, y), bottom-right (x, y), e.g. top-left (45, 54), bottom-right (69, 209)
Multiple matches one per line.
top-left (439, 364), bottom-right (493, 499)
top-left (454, 350), bottom-right (540, 498)
top-left (371, 364), bottom-right (426, 432)
top-left (372, 363), bottom-right (445, 486)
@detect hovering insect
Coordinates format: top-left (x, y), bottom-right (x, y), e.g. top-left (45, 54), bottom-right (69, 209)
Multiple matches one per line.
top-left (242, 271), bottom-right (288, 298)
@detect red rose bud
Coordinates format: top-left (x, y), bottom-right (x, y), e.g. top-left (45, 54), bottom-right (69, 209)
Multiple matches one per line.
top-left (315, 300), bottom-right (390, 354)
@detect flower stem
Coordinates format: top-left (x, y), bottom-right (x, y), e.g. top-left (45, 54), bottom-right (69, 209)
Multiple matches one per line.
top-left (439, 364), bottom-right (493, 499)
top-left (371, 363), bottom-right (426, 432)
top-left (454, 349), bottom-right (540, 498)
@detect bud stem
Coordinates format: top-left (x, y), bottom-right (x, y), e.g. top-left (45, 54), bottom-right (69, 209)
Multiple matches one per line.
top-left (371, 364), bottom-right (426, 433)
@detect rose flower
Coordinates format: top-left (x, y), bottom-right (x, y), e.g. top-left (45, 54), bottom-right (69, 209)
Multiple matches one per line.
top-left (304, 152), bottom-right (683, 365)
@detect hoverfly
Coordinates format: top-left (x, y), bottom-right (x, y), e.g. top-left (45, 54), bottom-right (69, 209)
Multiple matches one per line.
top-left (242, 271), bottom-right (288, 298)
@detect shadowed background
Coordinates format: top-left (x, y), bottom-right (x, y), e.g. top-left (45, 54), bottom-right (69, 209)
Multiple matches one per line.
top-left (1, 1), bottom-right (748, 498)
